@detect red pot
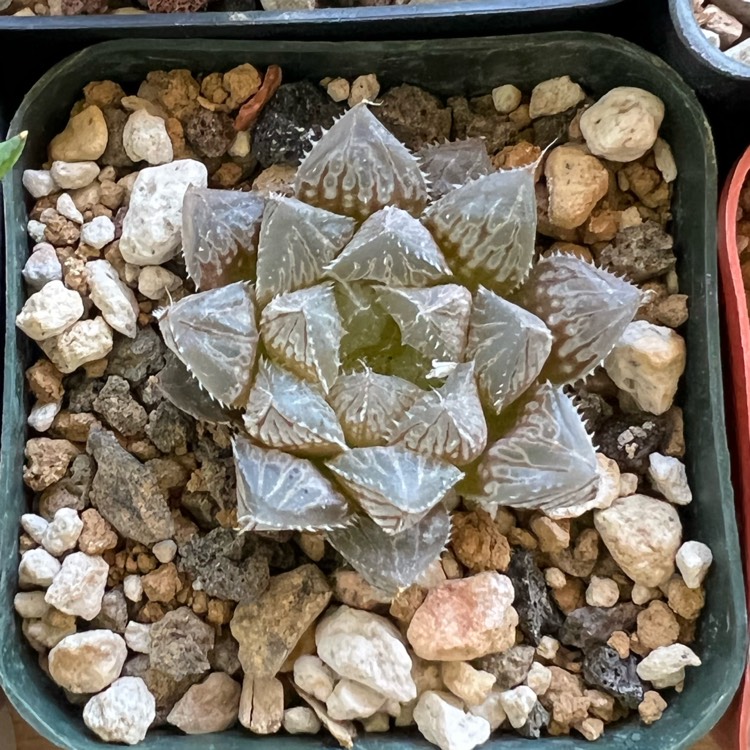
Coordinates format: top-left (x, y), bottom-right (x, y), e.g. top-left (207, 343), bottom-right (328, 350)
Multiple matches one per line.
top-left (716, 146), bottom-right (750, 750)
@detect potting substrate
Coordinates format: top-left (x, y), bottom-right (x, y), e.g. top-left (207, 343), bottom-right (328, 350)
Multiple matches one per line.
top-left (1, 33), bottom-right (746, 750)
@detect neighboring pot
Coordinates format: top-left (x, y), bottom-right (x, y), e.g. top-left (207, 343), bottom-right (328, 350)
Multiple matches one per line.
top-left (1, 32), bottom-right (747, 750)
top-left (716, 143), bottom-right (750, 750)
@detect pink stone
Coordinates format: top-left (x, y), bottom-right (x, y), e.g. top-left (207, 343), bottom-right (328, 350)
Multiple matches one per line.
top-left (407, 571), bottom-right (518, 661)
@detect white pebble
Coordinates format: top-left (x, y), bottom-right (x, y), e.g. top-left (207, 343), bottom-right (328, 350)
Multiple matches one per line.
top-left (585, 576), bottom-right (620, 608)
top-left (23, 169), bottom-right (58, 198)
top-left (42, 508), bottom-right (84, 556)
top-left (152, 539), bottom-right (177, 564)
top-left (15, 280), bottom-right (83, 341)
top-left (49, 630), bottom-right (128, 693)
top-left (675, 541), bottom-right (713, 589)
top-left (123, 575), bottom-right (144, 603)
top-left (526, 662), bottom-right (552, 696)
top-left (86, 259), bottom-right (139, 338)
top-left (23, 617), bottom-right (76, 651)
top-left (81, 216), bottom-right (116, 251)
top-left (228, 130), bottom-right (251, 159)
top-left (619, 472), bottom-right (639, 497)
top-left (137, 266), bottom-right (182, 301)
top-left (19, 548), bottom-right (61, 588)
top-left (648, 453), bottom-right (693, 505)
top-left (27, 219), bottom-right (47, 244)
top-left (56, 193), bottom-right (84, 224)
top-left (44, 551), bottom-right (109, 620)
top-left (636, 644), bottom-right (701, 689)
top-left (293, 655), bottom-right (336, 703)
top-left (83, 677), bottom-right (156, 745)
top-left (14, 591), bottom-right (51, 619)
top-left (40, 317), bottom-right (114, 374)
top-left (467, 690), bottom-right (507, 731)
top-left (492, 84), bottom-right (522, 114)
top-left (499, 685), bottom-right (537, 729)
top-left (529, 75), bottom-right (584, 119)
top-left (282, 707), bottom-right (321, 734)
top-left (326, 679), bottom-right (386, 720)
top-left (580, 86), bottom-right (664, 162)
top-left (414, 691), bottom-right (491, 750)
top-left (631, 583), bottom-right (660, 605)
top-left (22, 243), bottom-right (63, 290)
top-left (28, 400), bottom-right (62, 432)
top-left (125, 621), bottom-right (152, 654)
top-left (348, 74), bottom-right (380, 107)
top-left (21, 513), bottom-right (49, 544)
top-left (123, 109), bottom-right (173, 166)
top-left (653, 138), bottom-right (677, 183)
top-left (536, 636), bottom-right (559, 661)
top-left (50, 161), bottom-right (100, 190)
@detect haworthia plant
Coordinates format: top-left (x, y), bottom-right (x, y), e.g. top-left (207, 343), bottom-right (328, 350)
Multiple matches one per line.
top-left (155, 102), bottom-right (641, 595)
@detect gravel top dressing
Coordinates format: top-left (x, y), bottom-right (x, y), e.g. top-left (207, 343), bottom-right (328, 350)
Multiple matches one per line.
top-left (7, 52), bottom-right (724, 748)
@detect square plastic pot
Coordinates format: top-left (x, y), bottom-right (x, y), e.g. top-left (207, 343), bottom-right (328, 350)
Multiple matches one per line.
top-left (1, 32), bottom-right (747, 750)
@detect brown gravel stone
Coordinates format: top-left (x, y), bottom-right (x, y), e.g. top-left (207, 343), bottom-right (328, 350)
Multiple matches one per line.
top-left (665, 578), bottom-right (705, 620)
top-left (50, 412), bottom-right (102, 443)
top-left (78, 508), bottom-right (119, 555)
top-left (638, 690), bottom-right (667, 725)
top-left (251, 164), bottom-right (296, 196)
top-left (142, 563), bottom-right (182, 603)
top-left (636, 601), bottom-right (680, 652)
top-left (552, 578), bottom-right (586, 615)
top-left (508, 527), bottom-right (538, 550)
top-left (331, 569), bottom-right (390, 611)
top-left (530, 515), bottom-right (571, 553)
top-left (606, 631), bottom-right (631, 659)
top-left (26, 360), bottom-right (64, 404)
top-left (207, 599), bottom-right (235, 627)
top-left (297, 532), bottom-right (326, 562)
top-left (23, 438), bottom-right (80, 492)
top-left (138, 602), bottom-right (167, 624)
top-left (451, 510), bottom-right (511, 572)
top-left (389, 586), bottom-right (427, 626)
top-left (585, 689), bottom-right (617, 722)
top-left (231, 565), bottom-right (332, 677)
top-left (541, 667), bottom-right (591, 728)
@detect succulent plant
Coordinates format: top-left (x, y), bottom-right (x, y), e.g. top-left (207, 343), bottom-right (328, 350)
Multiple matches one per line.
top-left (157, 102), bottom-right (642, 596)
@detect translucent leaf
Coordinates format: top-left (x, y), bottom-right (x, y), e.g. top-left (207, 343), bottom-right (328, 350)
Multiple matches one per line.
top-left (158, 281), bottom-right (258, 408)
top-left (476, 383), bottom-right (599, 514)
top-left (467, 286), bottom-right (552, 414)
top-left (417, 138), bottom-right (493, 200)
top-left (260, 282), bottom-right (342, 392)
top-left (326, 505), bottom-right (452, 596)
top-left (389, 362), bottom-right (487, 466)
top-left (256, 195), bottom-right (356, 308)
top-left (243, 358), bottom-right (347, 457)
top-left (182, 187), bottom-right (264, 291)
top-left (234, 437), bottom-right (352, 532)
top-left (156, 354), bottom-right (236, 425)
top-left (294, 103), bottom-right (429, 222)
top-left (520, 253), bottom-right (642, 384)
top-left (422, 170), bottom-right (536, 295)
top-left (0, 131), bottom-right (27, 180)
top-left (324, 206), bottom-right (451, 286)
top-left (376, 284), bottom-right (472, 362)
top-left (325, 445), bottom-right (463, 535)
top-left (327, 368), bottom-right (423, 447)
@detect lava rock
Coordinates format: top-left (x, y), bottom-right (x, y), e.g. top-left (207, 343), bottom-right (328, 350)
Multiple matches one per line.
top-left (506, 550), bottom-right (563, 645)
top-left (185, 108), bottom-right (235, 159)
top-left (532, 112), bottom-right (575, 149)
top-left (145, 401), bottom-right (192, 454)
top-left (93, 376), bottom-right (148, 437)
top-left (106, 326), bottom-right (165, 383)
top-left (376, 85), bottom-right (452, 151)
top-left (87, 427), bottom-right (174, 546)
top-left (474, 646), bottom-right (535, 691)
top-left (100, 109), bottom-right (136, 169)
top-left (594, 411), bottom-right (669, 475)
top-left (597, 222), bottom-right (675, 283)
top-left (583, 644), bottom-right (645, 709)
top-left (252, 81), bottom-right (342, 168)
top-left (149, 607), bottom-right (215, 682)
top-left (179, 528), bottom-right (270, 602)
top-left (516, 701), bottom-right (550, 739)
top-left (560, 604), bottom-right (640, 651)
